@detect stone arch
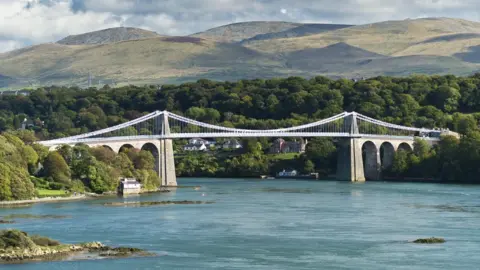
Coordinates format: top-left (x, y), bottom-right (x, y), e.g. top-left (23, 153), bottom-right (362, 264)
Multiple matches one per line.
top-left (102, 145), bottom-right (114, 152)
top-left (141, 143), bottom-right (160, 174)
top-left (398, 142), bottom-right (413, 152)
top-left (119, 144), bottom-right (135, 153)
top-left (380, 142), bottom-right (395, 170)
top-left (362, 141), bottom-right (380, 180)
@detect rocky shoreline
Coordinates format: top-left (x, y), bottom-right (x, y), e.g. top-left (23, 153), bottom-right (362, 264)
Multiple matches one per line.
top-left (0, 195), bottom-right (89, 206)
top-left (0, 230), bottom-right (154, 263)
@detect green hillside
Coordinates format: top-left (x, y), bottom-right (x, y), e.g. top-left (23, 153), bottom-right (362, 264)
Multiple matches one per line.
top-left (1, 17), bottom-right (480, 89)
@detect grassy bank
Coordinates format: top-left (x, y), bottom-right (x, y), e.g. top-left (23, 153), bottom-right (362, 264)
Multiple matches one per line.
top-left (36, 189), bottom-right (71, 198)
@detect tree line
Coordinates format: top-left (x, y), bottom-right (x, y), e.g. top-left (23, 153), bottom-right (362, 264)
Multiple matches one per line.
top-left (1, 74), bottom-right (480, 138)
top-left (1, 74), bottom-right (480, 197)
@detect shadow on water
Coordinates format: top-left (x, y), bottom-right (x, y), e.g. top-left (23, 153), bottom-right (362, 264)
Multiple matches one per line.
top-left (102, 201), bottom-right (215, 207)
top-left (258, 188), bottom-right (314, 194)
top-left (404, 203), bottom-right (480, 213)
top-left (1, 214), bottom-right (71, 219)
top-left (0, 204), bottom-right (33, 209)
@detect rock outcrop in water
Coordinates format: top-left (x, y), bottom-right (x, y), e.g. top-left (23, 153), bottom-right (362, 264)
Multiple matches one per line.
top-left (102, 200), bottom-right (215, 207)
top-left (413, 237), bottom-right (446, 244)
top-left (0, 220), bottom-right (14, 224)
top-left (0, 230), bottom-right (153, 263)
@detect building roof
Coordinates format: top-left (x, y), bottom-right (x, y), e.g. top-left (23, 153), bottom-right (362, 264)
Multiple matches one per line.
top-left (223, 139), bottom-right (241, 144)
top-left (184, 143), bottom-right (205, 147)
top-left (121, 178), bottom-right (140, 184)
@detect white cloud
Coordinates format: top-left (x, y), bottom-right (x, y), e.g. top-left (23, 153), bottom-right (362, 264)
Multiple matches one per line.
top-left (0, 40), bottom-right (25, 53)
top-left (0, 0), bottom-right (122, 43)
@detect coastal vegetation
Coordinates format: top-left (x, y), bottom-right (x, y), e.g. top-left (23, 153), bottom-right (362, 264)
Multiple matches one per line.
top-left (0, 131), bottom-right (160, 200)
top-left (2, 74), bottom-right (480, 200)
top-left (0, 229), bottom-right (153, 263)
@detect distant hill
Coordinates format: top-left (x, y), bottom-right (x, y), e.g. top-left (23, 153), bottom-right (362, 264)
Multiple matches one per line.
top-left (245, 17), bottom-right (480, 55)
top-left (241, 23), bottom-right (353, 44)
top-left (1, 17), bottom-right (480, 89)
top-left (57, 27), bottom-right (161, 45)
top-left (285, 42), bottom-right (383, 70)
top-left (190, 21), bottom-right (300, 43)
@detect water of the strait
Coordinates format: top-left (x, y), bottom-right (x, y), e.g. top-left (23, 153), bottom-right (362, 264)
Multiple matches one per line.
top-left (2, 178), bottom-right (480, 269)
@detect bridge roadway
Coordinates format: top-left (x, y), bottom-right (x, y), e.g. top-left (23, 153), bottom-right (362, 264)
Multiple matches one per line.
top-left (39, 111), bottom-right (449, 186)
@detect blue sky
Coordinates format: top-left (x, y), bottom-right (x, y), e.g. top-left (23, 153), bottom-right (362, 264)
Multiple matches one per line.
top-left (0, 0), bottom-right (479, 52)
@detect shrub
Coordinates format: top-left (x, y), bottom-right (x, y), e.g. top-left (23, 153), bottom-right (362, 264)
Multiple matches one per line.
top-left (30, 235), bottom-right (60, 247)
top-left (30, 177), bottom-right (49, 189)
top-left (0, 230), bottom-right (36, 249)
top-left (70, 180), bottom-right (85, 193)
top-left (48, 182), bottom-right (66, 190)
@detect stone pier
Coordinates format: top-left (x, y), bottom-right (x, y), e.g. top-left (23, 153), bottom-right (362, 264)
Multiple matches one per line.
top-left (159, 112), bottom-right (177, 187)
top-left (336, 138), bottom-right (365, 182)
top-left (158, 139), bottom-right (176, 186)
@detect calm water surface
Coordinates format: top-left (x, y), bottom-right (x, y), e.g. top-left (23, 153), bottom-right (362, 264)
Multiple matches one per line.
top-left (2, 178), bottom-right (480, 269)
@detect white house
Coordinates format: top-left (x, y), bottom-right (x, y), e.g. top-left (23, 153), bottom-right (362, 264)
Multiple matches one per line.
top-left (118, 178), bottom-right (142, 195)
top-left (189, 138), bottom-right (216, 146)
top-left (222, 139), bottom-right (242, 150)
top-left (277, 170), bottom-right (298, 177)
top-left (184, 143), bottom-right (207, 151)
top-left (184, 138), bottom-right (215, 151)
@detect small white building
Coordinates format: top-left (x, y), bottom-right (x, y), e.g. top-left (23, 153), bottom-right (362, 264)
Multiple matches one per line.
top-left (222, 139), bottom-right (242, 150)
top-left (118, 178), bottom-right (142, 195)
top-left (184, 143), bottom-right (207, 151)
top-left (277, 170), bottom-right (298, 177)
top-left (184, 138), bottom-right (215, 151)
top-left (188, 138), bottom-right (216, 146)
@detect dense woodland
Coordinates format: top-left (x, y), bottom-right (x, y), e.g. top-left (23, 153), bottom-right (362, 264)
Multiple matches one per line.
top-left (0, 130), bottom-right (160, 200)
top-left (2, 74), bottom-right (480, 200)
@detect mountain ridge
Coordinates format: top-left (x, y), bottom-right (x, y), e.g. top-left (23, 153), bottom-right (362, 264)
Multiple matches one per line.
top-left (1, 17), bottom-right (480, 89)
top-left (56, 27), bottom-right (162, 45)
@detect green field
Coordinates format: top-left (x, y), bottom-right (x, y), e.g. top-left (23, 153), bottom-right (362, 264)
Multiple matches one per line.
top-left (36, 189), bottom-right (71, 198)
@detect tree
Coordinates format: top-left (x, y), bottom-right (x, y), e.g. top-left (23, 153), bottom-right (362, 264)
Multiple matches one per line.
top-left (452, 113), bottom-right (478, 135)
top-left (391, 150), bottom-right (409, 176)
top-left (413, 139), bottom-right (431, 160)
top-left (22, 145), bottom-right (39, 174)
top-left (429, 85), bottom-right (461, 112)
top-left (133, 150), bottom-right (155, 170)
top-left (135, 170), bottom-right (161, 191)
top-left (90, 147), bottom-right (116, 165)
top-left (32, 144), bottom-right (49, 164)
top-left (113, 153), bottom-right (135, 177)
top-left (87, 161), bottom-right (119, 193)
top-left (305, 138), bottom-right (337, 173)
top-left (43, 152), bottom-right (71, 184)
top-left (302, 159), bottom-right (315, 174)
top-left (0, 134), bottom-right (36, 200)
top-left (0, 163), bottom-right (13, 201)
top-left (436, 135), bottom-right (460, 181)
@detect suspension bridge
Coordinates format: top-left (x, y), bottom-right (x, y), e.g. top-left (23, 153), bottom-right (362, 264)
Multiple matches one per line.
top-left (39, 111), bottom-right (454, 186)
